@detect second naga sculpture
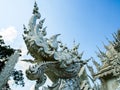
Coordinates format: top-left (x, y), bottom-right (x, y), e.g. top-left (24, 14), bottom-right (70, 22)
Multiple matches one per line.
top-left (23, 2), bottom-right (92, 90)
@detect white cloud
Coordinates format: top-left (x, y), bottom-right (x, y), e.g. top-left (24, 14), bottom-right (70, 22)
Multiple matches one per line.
top-left (0, 26), bottom-right (17, 42)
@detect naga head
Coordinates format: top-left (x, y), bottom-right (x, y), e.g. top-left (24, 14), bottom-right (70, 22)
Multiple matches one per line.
top-left (23, 2), bottom-right (89, 90)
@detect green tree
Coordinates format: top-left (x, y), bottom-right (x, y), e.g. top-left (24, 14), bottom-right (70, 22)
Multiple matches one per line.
top-left (0, 35), bottom-right (24, 90)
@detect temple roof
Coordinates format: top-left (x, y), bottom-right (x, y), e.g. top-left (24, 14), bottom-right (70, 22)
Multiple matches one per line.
top-left (94, 64), bottom-right (113, 79)
top-left (93, 31), bottom-right (120, 79)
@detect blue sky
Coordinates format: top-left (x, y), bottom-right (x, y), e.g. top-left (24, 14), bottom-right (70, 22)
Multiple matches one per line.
top-left (0, 0), bottom-right (120, 90)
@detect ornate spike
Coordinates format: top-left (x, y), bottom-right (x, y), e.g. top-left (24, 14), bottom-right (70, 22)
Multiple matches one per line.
top-left (102, 42), bottom-right (109, 50)
top-left (78, 51), bottom-right (84, 59)
top-left (23, 24), bottom-right (28, 34)
top-left (39, 18), bottom-right (46, 29)
top-left (96, 46), bottom-right (102, 54)
top-left (87, 65), bottom-right (95, 75)
top-left (95, 51), bottom-right (101, 58)
top-left (112, 33), bottom-right (119, 42)
top-left (117, 30), bottom-right (120, 40)
top-left (34, 1), bottom-right (37, 7)
top-left (75, 43), bottom-right (80, 50)
top-left (92, 58), bottom-right (100, 71)
top-left (41, 18), bottom-right (45, 23)
top-left (41, 26), bottom-right (47, 36)
top-left (23, 24), bottom-right (26, 30)
top-left (72, 40), bottom-right (76, 48)
top-left (72, 42), bottom-right (80, 51)
top-left (43, 26), bottom-right (47, 30)
top-left (96, 46), bottom-right (107, 58)
top-left (105, 37), bottom-right (114, 46)
top-left (115, 32), bottom-right (120, 43)
top-left (115, 32), bottom-right (118, 38)
top-left (33, 1), bottom-right (39, 14)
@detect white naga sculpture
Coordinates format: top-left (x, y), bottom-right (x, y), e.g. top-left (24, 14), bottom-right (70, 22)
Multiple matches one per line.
top-left (23, 2), bottom-right (95, 90)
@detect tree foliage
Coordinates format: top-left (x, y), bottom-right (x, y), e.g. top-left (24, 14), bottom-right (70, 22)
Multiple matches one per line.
top-left (0, 35), bottom-right (24, 89)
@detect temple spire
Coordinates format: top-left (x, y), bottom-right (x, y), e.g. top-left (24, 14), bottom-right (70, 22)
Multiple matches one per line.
top-left (96, 46), bottom-right (107, 58)
top-left (102, 42), bottom-right (109, 51)
top-left (92, 58), bottom-right (100, 71)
